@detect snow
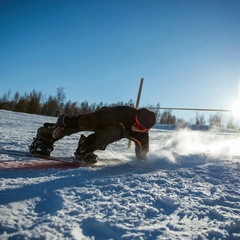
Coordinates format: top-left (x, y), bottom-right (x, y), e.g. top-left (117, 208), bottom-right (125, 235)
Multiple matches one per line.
top-left (0, 109), bottom-right (240, 240)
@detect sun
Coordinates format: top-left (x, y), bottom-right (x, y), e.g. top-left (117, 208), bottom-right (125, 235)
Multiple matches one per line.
top-left (230, 82), bottom-right (240, 120)
top-left (231, 99), bottom-right (240, 120)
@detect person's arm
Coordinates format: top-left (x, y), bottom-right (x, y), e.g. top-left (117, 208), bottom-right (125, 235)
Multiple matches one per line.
top-left (132, 132), bottom-right (149, 160)
top-left (116, 121), bottom-right (150, 160)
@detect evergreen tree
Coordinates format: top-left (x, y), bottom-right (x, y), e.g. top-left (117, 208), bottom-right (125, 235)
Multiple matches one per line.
top-left (28, 90), bottom-right (42, 114)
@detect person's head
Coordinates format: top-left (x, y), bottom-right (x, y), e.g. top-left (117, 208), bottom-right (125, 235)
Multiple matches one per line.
top-left (132, 108), bottom-right (156, 132)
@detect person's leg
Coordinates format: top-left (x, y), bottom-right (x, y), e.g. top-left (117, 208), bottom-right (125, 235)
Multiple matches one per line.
top-left (29, 122), bottom-right (80, 156)
top-left (74, 125), bottom-right (122, 162)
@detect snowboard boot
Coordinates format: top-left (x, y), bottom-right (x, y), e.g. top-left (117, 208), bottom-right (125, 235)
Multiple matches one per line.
top-left (29, 137), bottom-right (54, 157)
top-left (29, 123), bottom-right (55, 157)
top-left (74, 134), bottom-right (98, 164)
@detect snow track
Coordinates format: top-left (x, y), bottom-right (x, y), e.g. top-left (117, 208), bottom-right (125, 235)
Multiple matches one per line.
top-left (0, 110), bottom-right (240, 239)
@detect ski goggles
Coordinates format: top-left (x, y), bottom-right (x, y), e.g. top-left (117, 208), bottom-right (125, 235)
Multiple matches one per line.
top-left (131, 116), bottom-right (149, 133)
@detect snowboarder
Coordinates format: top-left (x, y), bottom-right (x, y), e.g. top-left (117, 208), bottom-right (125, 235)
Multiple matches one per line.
top-left (29, 106), bottom-right (156, 164)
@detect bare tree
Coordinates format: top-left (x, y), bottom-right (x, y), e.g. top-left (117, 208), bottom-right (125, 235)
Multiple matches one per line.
top-left (195, 112), bottom-right (206, 125)
top-left (209, 113), bottom-right (222, 128)
top-left (226, 117), bottom-right (238, 130)
top-left (160, 110), bottom-right (176, 124)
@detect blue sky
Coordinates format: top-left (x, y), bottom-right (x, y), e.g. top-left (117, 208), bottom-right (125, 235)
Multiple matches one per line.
top-left (0, 0), bottom-right (240, 120)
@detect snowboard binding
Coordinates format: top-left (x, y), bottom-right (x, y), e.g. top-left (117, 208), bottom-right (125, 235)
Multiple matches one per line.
top-left (74, 134), bottom-right (98, 164)
top-left (29, 123), bottom-right (55, 157)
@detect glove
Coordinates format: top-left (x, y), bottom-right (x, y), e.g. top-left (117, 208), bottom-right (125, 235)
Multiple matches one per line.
top-left (56, 114), bottom-right (66, 126)
top-left (56, 114), bottom-right (79, 128)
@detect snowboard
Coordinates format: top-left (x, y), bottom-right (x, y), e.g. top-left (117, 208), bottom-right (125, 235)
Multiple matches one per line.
top-left (0, 149), bottom-right (93, 169)
top-left (0, 149), bottom-right (124, 170)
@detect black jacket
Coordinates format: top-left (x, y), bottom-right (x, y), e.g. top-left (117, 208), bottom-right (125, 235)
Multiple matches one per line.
top-left (93, 106), bottom-right (150, 159)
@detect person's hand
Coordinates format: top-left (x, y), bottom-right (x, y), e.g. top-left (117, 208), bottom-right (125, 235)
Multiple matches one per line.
top-left (56, 114), bottom-right (66, 126)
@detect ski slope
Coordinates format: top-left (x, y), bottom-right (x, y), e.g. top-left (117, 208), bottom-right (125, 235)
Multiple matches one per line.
top-left (0, 110), bottom-right (240, 239)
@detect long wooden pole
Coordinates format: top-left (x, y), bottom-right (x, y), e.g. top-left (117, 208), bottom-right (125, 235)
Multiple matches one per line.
top-left (135, 78), bottom-right (144, 109)
top-left (128, 78), bottom-right (144, 148)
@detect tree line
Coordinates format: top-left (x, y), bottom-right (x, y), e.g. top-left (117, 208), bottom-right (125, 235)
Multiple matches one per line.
top-left (0, 88), bottom-right (239, 129)
top-left (0, 88), bottom-right (136, 117)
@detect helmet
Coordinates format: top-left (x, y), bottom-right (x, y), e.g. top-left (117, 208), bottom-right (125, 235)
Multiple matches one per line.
top-left (132, 108), bottom-right (156, 132)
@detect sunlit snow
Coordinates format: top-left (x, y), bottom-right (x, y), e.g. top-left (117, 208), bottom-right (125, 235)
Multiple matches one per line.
top-left (0, 110), bottom-right (240, 239)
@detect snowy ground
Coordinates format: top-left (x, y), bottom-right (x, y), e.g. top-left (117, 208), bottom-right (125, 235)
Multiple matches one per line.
top-left (0, 109), bottom-right (240, 240)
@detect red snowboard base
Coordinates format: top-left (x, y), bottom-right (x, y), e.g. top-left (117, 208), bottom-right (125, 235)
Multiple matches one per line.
top-left (0, 159), bottom-right (91, 170)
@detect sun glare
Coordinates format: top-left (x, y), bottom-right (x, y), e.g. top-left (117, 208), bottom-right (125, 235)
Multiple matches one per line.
top-left (230, 82), bottom-right (240, 120)
top-left (231, 99), bottom-right (240, 120)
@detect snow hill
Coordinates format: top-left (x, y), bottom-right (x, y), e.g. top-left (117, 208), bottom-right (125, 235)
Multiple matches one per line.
top-left (0, 110), bottom-right (240, 240)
